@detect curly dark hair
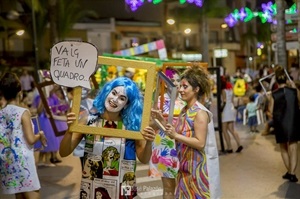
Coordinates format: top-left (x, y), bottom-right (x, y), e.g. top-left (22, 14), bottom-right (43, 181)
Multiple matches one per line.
top-left (0, 72), bottom-right (21, 101)
top-left (180, 65), bottom-right (211, 100)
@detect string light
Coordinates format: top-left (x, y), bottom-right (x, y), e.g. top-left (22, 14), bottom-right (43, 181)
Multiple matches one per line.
top-left (224, 2), bottom-right (296, 27)
top-left (125, 0), bottom-right (203, 12)
top-left (125, 0), bottom-right (144, 12)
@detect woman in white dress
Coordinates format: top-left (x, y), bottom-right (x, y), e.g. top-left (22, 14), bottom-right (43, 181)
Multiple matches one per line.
top-left (221, 76), bottom-right (243, 153)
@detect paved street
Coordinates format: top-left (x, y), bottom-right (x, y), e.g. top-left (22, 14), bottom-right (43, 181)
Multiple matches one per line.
top-left (1, 96), bottom-right (300, 199)
top-left (1, 122), bottom-right (300, 199)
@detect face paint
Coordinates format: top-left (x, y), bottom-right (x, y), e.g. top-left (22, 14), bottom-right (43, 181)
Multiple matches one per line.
top-left (170, 73), bottom-right (181, 90)
top-left (179, 79), bottom-right (196, 102)
top-left (105, 86), bottom-right (128, 113)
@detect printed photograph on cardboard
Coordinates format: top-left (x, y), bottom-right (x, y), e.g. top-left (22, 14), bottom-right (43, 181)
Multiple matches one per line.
top-left (93, 179), bottom-right (118, 199)
top-left (82, 154), bottom-right (103, 180)
top-left (80, 179), bottom-right (92, 199)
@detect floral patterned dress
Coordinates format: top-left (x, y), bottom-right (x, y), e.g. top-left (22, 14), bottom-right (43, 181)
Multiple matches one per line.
top-left (0, 105), bottom-right (40, 194)
top-left (149, 94), bottom-right (185, 178)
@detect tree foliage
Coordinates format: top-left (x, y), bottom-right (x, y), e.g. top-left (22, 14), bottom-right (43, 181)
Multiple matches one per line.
top-left (56, 0), bottom-right (98, 40)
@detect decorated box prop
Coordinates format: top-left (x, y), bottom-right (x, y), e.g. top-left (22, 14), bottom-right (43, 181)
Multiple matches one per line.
top-left (113, 39), bottom-right (167, 60)
top-left (69, 56), bottom-right (156, 140)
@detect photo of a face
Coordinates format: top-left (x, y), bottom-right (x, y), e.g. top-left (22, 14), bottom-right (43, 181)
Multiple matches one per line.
top-left (80, 181), bottom-right (91, 199)
top-left (104, 86), bottom-right (128, 113)
top-left (95, 191), bottom-right (102, 199)
top-left (82, 156), bottom-right (103, 180)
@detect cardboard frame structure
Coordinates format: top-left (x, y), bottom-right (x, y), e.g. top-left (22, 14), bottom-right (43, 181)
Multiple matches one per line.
top-left (69, 56), bottom-right (157, 140)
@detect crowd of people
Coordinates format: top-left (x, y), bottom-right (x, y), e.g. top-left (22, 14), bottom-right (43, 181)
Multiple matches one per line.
top-left (0, 63), bottom-right (299, 199)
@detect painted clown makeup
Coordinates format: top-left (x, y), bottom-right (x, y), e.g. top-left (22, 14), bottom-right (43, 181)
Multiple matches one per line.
top-left (104, 86), bottom-right (128, 113)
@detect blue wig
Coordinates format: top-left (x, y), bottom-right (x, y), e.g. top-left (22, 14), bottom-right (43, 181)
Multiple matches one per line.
top-left (93, 77), bottom-right (143, 131)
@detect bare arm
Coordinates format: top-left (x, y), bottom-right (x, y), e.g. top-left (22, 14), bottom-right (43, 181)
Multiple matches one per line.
top-left (22, 110), bottom-right (47, 146)
top-left (59, 112), bottom-right (85, 157)
top-left (221, 89), bottom-right (226, 103)
top-left (135, 126), bottom-right (156, 164)
top-left (52, 114), bottom-right (67, 121)
top-left (268, 94), bottom-right (274, 117)
top-left (36, 99), bottom-right (44, 114)
top-left (165, 109), bottom-right (209, 151)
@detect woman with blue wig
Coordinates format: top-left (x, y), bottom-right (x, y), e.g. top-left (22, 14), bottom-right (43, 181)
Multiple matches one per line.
top-left (59, 77), bottom-right (156, 198)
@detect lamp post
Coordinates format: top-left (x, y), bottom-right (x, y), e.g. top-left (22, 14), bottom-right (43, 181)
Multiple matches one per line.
top-left (220, 23), bottom-right (228, 67)
top-left (166, 18), bottom-right (179, 55)
top-left (31, 0), bottom-right (39, 80)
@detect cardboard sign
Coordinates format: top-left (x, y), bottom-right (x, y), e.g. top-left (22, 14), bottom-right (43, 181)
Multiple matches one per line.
top-left (50, 41), bottom-right (98, 89)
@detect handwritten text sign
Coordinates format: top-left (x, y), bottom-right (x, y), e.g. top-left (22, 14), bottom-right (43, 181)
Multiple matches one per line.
top-left (50, 41), bottom-right (98, 89)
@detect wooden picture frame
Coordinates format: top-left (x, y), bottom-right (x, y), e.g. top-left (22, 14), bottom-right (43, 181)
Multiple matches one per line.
top-left (35, 80), bottom-right (67, 136)
top-left (153, 71), bottom-right (177, 124)
top-left (259, 69), bottom-right (292, 95)
top-left (35, 69), bottom-right (99, 137)
top-left (68, 56), bottom-right (157, 140)
top-left (259, 73), bottom-right (274, 94)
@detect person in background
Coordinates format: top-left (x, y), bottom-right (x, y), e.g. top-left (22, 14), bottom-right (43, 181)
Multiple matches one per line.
top-left (152, 66), bottom-right (221, 199)
top-left (245, 94), bottom-right (258, 133)
top-left (20, 69), bottom-right (34, 93)
top-left (149, 67), bottom-right (185, 198)
top-left (221, 76), bottom-right (243, 153)
top-left (33, 85), bottom-right (67, 166)
top-left (123, 67), bottom-right (136, 80)
top-left (261, 91), bottom-right (274, 136)
top-left (269, 65), bottom-right (300, 182)
top-left (59, 77), bottom-right (156, 199)
top-left (0, 72), bottom-right (47, 199)
top-left (289, 62), bottom-right (299, 81)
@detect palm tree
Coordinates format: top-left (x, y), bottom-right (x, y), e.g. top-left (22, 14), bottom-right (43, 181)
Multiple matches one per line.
top-left (240, 24), bottom-right (257, 68)
top-left (275, 0), bottom-right (287, 68)
top-left (19, 0), bottom-right (97, 62)
top-left (56, 0), bottom-right (98, 41)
